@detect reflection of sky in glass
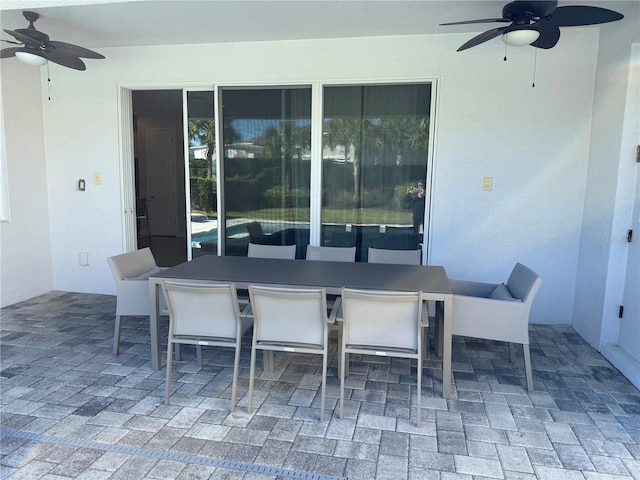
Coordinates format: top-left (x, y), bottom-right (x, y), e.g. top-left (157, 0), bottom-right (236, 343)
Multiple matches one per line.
top-left (228, 118), bottom-right (312, 142)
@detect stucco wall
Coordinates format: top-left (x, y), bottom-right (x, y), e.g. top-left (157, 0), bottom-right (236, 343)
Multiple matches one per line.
top-left (0, 62), bottom-right (53, 307)
top-left (0, 28), bottom-right (618, 327)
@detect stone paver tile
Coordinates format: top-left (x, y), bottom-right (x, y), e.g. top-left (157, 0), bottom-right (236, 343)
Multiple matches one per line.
top-left (5, 460), bottom-right (56, 480)
top-left (88, 451), bottom-right (131, 472)
top-left (467, 440), bottom-right (498, 459)
top-left (496, 444), bottom-right (534, 473)
top-left (334, 439), bottom-right (379, 461)
top-left (507, 431), bottom-right (553, 450)
top-left (555, 444), bottom-right (596, 471)
top-left (357, 413), bottom-right (397, 431)
top-left (409, 450), bottom-right (455, 471)
top-left (145, 459), bottom-right (187, 479)
top-left (376, 452), bottom-right (408, 480)
top-left (532, 465), bottom-right (586, 480)
top-left (589, 454), bottom-right (633, 476)
top-left (454, 454), bottom-right (504, 478)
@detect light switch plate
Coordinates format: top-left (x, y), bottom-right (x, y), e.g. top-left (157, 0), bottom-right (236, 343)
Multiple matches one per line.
top-left (482, 177), bottom-right (493, 191)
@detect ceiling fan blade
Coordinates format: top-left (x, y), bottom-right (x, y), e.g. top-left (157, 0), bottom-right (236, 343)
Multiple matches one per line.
top-left (1, 47), bottom-right (20, 59)
top-left (441, 18), bottom-right (509, 26)
top-left (530, 20), bottom-right (561, 49)
top-left (457, 27), bottom-right (508, 52)
top-left (14, 27), bottom-right (49, 44)
top-left (44, 50), bottom-right (86, 70)
top-left (4, 29), bottom-right (39, 46)
top-left (47, 40), bottom-right (104, 59)
top-left (549, 5), bottom-right (624, 27)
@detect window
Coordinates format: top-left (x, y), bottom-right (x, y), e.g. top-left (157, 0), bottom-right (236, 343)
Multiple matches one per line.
top-left (321, 84), bottom-right (431, 261)
top-left (220, 88), bottom-right (312, 258)
top-left (187, 91), bottom-right (218, 258)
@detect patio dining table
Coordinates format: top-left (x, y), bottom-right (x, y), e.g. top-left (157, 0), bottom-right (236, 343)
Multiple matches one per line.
top-left (149, 254), bottom-right (455, 397)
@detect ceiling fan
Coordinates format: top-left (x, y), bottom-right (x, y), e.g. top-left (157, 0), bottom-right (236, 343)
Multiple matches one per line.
top-left (441, 1), bottom-right (624, 52)
top-left (1, 11), bottom-right (104, 70)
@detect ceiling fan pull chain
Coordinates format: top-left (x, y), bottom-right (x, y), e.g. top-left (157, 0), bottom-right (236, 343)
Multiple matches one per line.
top-left (532, 47), bottom-right (538, 88)
top-left (503, 41), bottom-right (508, 62)
top-left (47, 62), bottom-right (51, 100)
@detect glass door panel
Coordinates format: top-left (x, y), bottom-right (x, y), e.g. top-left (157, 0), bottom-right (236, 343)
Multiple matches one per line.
top-left (322, 84), bottom-right (431, 262)
top-left (221, 87), bottom-right (312, 258)
top-left (186, 91), bottom-right (218, 258)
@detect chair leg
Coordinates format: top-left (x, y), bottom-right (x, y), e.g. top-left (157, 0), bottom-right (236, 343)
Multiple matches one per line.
top-left (509, 342), bottom-right (516, 363)
top-left (422, 326), bottom-right (429, 360)
top-left (339, 347), bottom-right (346, 419)
top-left (248, 345), bottom-right (257, 414)
top-left (321, 351), bottom-right (328, 422)
top-left (165, 340), bottom-right (174, 404)
top-left (263, 350), bottom-right (273, 373)
top-left (434, 302), bottom-right (444, 358)
top-left (113, 315), bottom-right (122, 355)
top-left (523, 344), bottom-right (533, 392)
top-left (231, 342), bottom-right (241, 412)
top-left (417, 355), bottom-right (422, 428)
top-left (336, 324), bottom-right (349, 378)
top-left (196, 345), bottom-right (203, 367)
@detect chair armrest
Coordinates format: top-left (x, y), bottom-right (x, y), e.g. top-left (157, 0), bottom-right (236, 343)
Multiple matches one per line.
top-left (328, 296), bottom-right (342, 325)
top-left (452, 294), bottom-right (530, 343)
top-left (450, 279), bottom-right (497, 298)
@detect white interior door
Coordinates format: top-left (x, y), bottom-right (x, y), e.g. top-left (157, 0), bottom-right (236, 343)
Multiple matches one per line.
top-left (146, 128), bottom-right (178, 236)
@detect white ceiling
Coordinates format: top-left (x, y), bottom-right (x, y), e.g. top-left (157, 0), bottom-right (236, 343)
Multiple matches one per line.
top-left (0, 0), bottom-right (635, 51)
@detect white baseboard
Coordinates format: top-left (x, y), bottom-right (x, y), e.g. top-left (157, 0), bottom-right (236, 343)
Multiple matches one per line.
top-left (600, 343), bottom-right (640, 391)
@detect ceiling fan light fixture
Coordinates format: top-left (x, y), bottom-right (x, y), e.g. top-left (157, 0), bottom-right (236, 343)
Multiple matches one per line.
top-left (502, 29), bottom-right (540, 47)
top-left (15, 50), bottom-right (47, 66)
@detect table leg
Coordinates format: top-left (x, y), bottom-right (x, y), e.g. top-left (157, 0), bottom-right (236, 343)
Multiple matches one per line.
top-left (442, 294), bottom-right (453, 398)
top-left (149, 280), bottom-right (162, 370)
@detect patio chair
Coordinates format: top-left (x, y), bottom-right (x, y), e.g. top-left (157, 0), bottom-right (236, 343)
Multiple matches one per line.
top-left (161, 280), bottom-right (252, 410)
top-left (248, 243), bottom-right (296, 259)
top-left (339, 287), bottom-right (424, 427)
top-left (439, 263), bottom-right (543, 391)
top-left (305, 245), bottom-right (356, 262)
top-left (107, 247), bottom-right (165, 355)
top-left (247, 285), bottom-right (336, 421)
top-left (367, 247), bottom-right (421, 265)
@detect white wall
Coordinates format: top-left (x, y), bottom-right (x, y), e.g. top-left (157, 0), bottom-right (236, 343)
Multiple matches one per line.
top-left (0, 29), bottom-right (612, 326)
top-left (0, 61), bottom-right (53, 307)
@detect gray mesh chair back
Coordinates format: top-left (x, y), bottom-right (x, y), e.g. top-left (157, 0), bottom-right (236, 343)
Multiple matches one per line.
top-left (161, 280), bottom-right (252, 411)
top-left (248, 285), bottom-right (332, 421)
top-left (306, 245), bottom-right (356, 262)
top-left (248, 243), bottom-right (296, 259)
top-left (340, 287), bottom-right (423, 426)
top-left (367, 247), bottom-right (421, 265)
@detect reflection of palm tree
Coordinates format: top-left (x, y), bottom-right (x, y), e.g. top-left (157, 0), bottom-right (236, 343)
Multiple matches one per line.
top-left (381, 117), bottom-right (429, 166)
top-left (324, 118), bottom-right (366, 202)
top-left (261, 121), bottom-right (311, 161)
top-left (261, 121), bottom-right (311, 191)
top-left (188, 120), bottom-right (216, 179)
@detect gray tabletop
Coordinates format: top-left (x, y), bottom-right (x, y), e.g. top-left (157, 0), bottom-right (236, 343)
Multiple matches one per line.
top-left (153, 254), bottom-right (452, 295)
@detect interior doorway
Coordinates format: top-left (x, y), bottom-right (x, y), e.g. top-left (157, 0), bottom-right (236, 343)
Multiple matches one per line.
top-left (132, 90), bottom-right (187, 266)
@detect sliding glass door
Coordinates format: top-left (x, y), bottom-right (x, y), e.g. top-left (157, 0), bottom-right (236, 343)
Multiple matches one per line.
top-left (321, 84), bottom-right (431, 262)
top-left (220, 87), bottom-right (312, 258)
top-left (186, 91), bottom-right (218, 259)
top-left (184, 82), bottom-right (433, 262)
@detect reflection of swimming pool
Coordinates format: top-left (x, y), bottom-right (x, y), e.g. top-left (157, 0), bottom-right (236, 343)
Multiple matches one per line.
top-left (191, 221), bottom-right (307, 248)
